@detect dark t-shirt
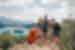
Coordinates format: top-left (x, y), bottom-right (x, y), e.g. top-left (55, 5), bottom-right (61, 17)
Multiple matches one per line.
top-left (53, 23), bottom-right (61, 36)
top-left (42, 20), bottom-right (48, 32)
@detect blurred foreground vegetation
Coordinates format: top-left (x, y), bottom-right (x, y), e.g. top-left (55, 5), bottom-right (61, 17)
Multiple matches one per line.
top-left (60, 19), bottom-right (75, 50)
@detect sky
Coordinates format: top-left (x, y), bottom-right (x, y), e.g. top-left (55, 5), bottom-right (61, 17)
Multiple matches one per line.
top-left (0, 0), bottom-right (65, 23)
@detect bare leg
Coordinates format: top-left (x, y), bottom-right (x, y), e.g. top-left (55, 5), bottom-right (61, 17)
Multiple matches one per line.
top-left (43, 32), bottom-right (47, 39)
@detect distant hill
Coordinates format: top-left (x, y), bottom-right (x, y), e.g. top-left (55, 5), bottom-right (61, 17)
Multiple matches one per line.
top-left (0, 16), bottom-right (38, 28)
top-left (23, 23), bottom-right (38, 28)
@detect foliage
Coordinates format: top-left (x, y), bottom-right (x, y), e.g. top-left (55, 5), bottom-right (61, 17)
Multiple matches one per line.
top-left (60, 19), bottom-right (75, 50)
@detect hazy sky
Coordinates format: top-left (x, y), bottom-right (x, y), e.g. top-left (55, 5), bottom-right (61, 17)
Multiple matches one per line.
top-left (0, 0), bottom-right (64, 23)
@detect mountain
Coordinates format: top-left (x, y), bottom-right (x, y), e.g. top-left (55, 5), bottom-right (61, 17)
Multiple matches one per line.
top-left (0, 16), bottom-right (18, 27)
top-left (0, 16), bottom-right (12, 27)
top-left (0, 16), bottom-right (38, 28)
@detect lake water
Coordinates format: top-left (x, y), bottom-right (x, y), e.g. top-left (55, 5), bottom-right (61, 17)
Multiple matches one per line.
top-left (0, 27), bottom-right (30, 37)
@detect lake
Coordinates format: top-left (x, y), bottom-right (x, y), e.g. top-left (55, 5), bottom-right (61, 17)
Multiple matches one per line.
top-left (0, 27), bottom-right (30, 37)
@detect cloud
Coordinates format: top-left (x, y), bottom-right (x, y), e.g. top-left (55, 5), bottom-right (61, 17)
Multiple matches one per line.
top-left (0, 0), bottom-right (33, 6)
top-left (0, 0), bottom-right (64, 23)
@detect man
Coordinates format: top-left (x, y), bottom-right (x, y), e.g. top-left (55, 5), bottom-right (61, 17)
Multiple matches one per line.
top-left (52, 22), bottom-right (61, 44)
top-left (37, 17), bottom-right (44, 40)
top-left (42, 15), bottom-right (48, 39)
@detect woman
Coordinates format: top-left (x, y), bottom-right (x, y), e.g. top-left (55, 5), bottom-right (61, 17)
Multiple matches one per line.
top-left (27, 26), bottom-right (37, 44)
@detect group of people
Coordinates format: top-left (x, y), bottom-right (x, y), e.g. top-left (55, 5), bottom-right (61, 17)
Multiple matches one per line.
top-left (27, 16), bottom-right (61, 45)
top-left (0, 16), bottom-right (61, 50)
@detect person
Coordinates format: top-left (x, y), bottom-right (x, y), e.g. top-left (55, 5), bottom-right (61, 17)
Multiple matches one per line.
top-left (38, 15), bottom-right (48, 41)
top-left (52, 22), bottom-right (61, 44)
top-left (37, 17), bottom-right (43, 39)
top-left (27, 25), bottom-right (37, 44)
top-left (38, 17), bottom-right (43, 30)
top-left (42, 16), bottom-right (48, 39)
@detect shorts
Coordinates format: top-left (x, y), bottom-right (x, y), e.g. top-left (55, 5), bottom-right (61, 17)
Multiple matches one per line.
top-left (42, 28), bottom-right (48, 32)
top-left (53, 31), bottom-right (60, 37)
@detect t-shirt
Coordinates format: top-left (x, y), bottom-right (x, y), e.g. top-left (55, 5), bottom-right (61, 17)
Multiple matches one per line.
top-left (42, 19), bottom-right (48, 32)
top-left (53, 23), bottom-right (61, 36)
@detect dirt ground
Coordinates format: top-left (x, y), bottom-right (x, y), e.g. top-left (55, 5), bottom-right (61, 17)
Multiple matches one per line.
top-left (7, 42), bottom-right (60, 50)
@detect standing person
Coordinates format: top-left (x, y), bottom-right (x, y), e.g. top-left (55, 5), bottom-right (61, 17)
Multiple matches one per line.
top-left (42, 15), bottom-right (48, 39)
top-left (52, 22), bottom-right (61, 44)
top-left (38, 17), bottom-right (43, 30)
top-left (27, 25), bottom-right (37, 45)
top-left (37, 17), bottom-right (43, 38)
